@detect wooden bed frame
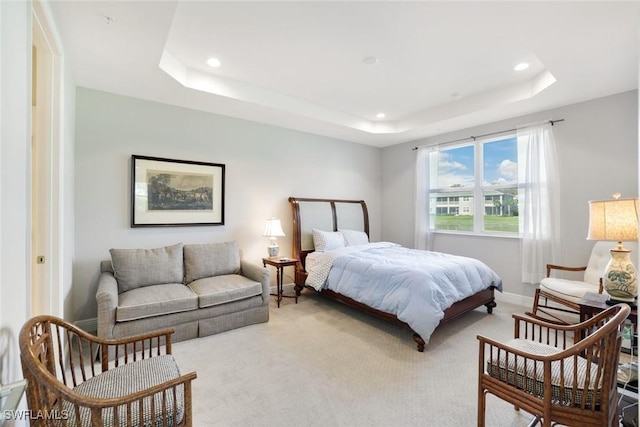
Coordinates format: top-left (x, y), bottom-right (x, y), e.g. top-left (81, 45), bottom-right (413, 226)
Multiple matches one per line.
top-left (288, 196), bottom-right (497, 352)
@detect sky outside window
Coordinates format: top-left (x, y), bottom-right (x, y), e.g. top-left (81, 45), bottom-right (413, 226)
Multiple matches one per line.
top-left (436, 137), bottom-right (517, 188)
top-left (437, 145), bottom-right (474, 188)
top-left (483, 137), bottom-right (517, 186)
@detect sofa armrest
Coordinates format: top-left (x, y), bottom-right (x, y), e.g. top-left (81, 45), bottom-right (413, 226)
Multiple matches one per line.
top-left (241, 260), bottom-right (270, 302)
top-left (96, 271), bottom-right (119, 339)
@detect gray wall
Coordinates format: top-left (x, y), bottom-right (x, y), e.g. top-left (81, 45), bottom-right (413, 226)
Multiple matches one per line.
top-left (74, 88), bottom-right (381, 323)
top-left (74, 88), bottom-right (637, 323)
top-left (381, 90), bottom-right (638, 300)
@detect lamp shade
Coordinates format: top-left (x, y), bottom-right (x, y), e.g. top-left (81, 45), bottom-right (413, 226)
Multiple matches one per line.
top-left (263, 218), bottom-right (285, 237)
top-left (587, 197), bottom-right (639, 242)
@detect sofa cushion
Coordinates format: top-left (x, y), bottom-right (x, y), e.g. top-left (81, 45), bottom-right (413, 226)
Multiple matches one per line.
top-left (188, 274), bottom-right (262, 308)
top-left (110, 243), bottom-right (184, 293)
top-left (183, 241), bottom-right (241, 284)
top-left (116, 283), bottom-right (198, 322)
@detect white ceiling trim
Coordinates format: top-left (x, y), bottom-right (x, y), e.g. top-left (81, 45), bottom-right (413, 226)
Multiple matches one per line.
top-left (159, 49), bottom-right (380, 134)
top-left (160, 48), bottom-right (556, 136)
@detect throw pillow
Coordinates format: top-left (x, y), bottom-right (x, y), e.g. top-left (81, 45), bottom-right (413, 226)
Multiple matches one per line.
top-left (183, 241), bottom-right (241, 284)
top-left (110, 243), bottom-right (184, 293)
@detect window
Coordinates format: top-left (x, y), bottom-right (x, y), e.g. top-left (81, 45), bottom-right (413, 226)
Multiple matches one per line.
top-left (428, 135), bottom-right (520, 234)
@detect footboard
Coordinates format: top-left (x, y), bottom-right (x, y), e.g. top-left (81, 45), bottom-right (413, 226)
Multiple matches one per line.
top-left (441, 287), bottom-right (496, 322)
top-left (305, 285), bottom-right (496, 352)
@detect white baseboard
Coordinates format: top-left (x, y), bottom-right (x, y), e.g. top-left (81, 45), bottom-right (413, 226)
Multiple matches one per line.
top-left (495, 291), bottom-right (533, 309)
top-left (75, 318), bottom-right (97, 334)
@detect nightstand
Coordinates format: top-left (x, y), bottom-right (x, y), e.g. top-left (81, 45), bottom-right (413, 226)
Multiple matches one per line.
top-left (579, 296), bottom-right (637, 341)
top-left (262, 257), bottom-right (299, 308)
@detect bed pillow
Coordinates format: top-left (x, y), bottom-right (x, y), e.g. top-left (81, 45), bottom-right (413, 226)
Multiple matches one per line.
top-left (339, 229), bottom-right (369, 246)
top-left (109, 243), bottom-right (184, 293)
top-left (312, 229), bottom-right (345, 252)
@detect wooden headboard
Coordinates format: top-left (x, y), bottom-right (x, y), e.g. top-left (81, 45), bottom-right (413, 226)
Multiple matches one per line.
top-left (288, 197), bottom-right (369, 281)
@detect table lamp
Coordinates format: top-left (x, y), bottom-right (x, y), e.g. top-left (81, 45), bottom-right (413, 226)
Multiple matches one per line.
top-left (263, 217), bottom-right (285, 257)
top-left (587, 193), bottom-right (639, 303)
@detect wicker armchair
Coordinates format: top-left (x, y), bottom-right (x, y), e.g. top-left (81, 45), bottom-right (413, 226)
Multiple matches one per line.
top-left (19, 315), bottom-right (197, 426)
top-left (478, 304), bottom-right (630, 427)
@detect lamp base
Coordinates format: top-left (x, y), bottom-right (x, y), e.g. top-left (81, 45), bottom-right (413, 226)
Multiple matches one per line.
top-left (267, 236), bottom-right (280, 258)
top-left (603, 247), bottom-right (638, 303)
top-left (267, 245), bottom-right (280, 258)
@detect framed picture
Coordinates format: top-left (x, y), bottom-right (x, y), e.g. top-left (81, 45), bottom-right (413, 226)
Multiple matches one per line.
top-left (131, 155), bottom-right (225, 227)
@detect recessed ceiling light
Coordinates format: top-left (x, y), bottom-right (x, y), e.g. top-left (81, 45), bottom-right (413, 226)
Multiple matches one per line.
top-left (363, 56), bottom-right (379, 65)
top-left (514, 62), bottom-right (529, 71)
top-left (376, 113), bottom-right (386, 119)
top-left (206, 57), bottom-right (221, 68)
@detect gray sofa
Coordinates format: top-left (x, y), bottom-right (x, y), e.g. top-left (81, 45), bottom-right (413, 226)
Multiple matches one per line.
top-left (96, 241), bottom-right (270, 342)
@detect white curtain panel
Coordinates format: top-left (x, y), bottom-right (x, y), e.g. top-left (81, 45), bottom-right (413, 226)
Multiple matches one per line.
top-left (517, 122), bottom-right (562, 284)
top-left (414, 146), bottom-right (434, 250)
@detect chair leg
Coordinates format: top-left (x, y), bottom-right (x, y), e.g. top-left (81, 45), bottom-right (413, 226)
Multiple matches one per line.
top-left (529, 288), bottom-right (541, 316)
top-left (525, 290), bottom-right (575, 325)
top-left (477, 388), bottom-right (486, 427)
top-left (526, 416), bottom-right (541, 427)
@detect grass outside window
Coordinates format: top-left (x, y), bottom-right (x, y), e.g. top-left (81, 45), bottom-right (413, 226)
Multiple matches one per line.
top-left (435, 215), bottom-right (518, 233)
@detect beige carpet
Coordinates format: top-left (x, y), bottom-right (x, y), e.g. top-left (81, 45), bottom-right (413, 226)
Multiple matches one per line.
top-left (172, 288), bottom-right (537, 426)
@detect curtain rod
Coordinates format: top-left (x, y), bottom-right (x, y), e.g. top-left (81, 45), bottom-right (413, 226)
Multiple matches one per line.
top-left (411, 119), bottom-right (564, 151)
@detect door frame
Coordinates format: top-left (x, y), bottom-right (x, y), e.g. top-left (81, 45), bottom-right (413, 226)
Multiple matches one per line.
top-left (31, 0), bottom-right (63, 318)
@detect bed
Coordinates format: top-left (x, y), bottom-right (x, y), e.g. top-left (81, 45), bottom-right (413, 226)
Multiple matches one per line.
top-left (288, 197), bottom-right (502, 352)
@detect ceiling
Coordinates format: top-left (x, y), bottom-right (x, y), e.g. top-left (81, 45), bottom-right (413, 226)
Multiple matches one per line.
top-left (49, 1), bottom-right (639, 147)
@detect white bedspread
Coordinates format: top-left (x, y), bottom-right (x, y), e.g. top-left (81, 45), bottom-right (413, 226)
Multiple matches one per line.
top-left (305, 242), bottom-right (503, 344)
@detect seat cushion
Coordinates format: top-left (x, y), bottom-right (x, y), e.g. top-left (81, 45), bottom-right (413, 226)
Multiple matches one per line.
top-left (486, 338), bottom-right (601, 407)
top-left (110, 243), bottom-right (184, 292)
top-left (64, 355), bottom-right (184, 427)
top-left (189, 274), bottom-right (262, 308)
top-left (116, 283), bottom-right (198, 322)
top-left (539, 277), bottom-right (599, 304)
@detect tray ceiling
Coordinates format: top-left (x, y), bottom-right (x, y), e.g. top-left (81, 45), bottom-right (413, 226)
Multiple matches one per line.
top-left (50, 1), bottom-right (639, 147)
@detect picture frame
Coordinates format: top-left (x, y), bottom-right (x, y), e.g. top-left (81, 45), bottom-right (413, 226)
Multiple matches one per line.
top-left (131, 155), bottom-right (225, 227)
